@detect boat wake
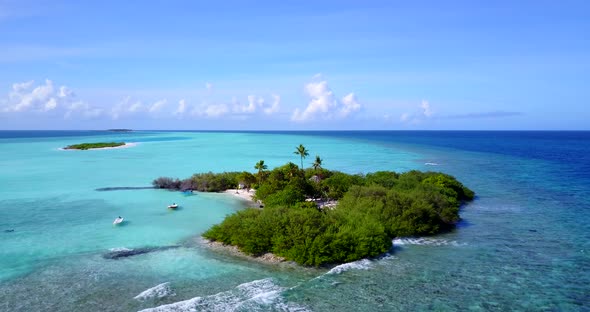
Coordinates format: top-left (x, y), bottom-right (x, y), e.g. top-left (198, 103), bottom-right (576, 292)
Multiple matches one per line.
top-left (134, 282), bottom-right (175, 301)
top-left (139, 278), bottom-right (309, 312)
top-left (424, 162), bottom-right (439, 166)
top-left (393, 237), bottom-right (465, 247)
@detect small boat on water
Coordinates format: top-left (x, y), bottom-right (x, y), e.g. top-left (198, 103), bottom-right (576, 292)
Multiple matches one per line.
top-left (113, 217), bottom-right (124, 225)
top-left (168, 203), bottom-right (178, 209)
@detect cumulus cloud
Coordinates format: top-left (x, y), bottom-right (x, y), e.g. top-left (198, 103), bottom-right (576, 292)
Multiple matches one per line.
top-left (65, 101), bottom-right (103, 119)
top-left (111, 96), bottom-right (139, 120)
top-left (229, 94), bottom-right (280, 116)
top-left (291, 78), bottom-right (361, 122)
top-left (3, 79), bottom-right (57, 112)
top-left (204, 103), bottom-right (228, 117)
top-left (421, 100), bottom-right (433, 117)
top-left (264, 95), bottom-right (280, 115)
top-left (0, 79), bottom-right (102, 119)
top-left (340, 93), bottom-right (361, 117)
top-left (174, 99), bottom-right (186, 116)
top-left (149, 99), bottom-right (167, 113)
top-left (400, 99), bottom-right (435, 124)
top-left (234, 95), bottom-right (258, 113)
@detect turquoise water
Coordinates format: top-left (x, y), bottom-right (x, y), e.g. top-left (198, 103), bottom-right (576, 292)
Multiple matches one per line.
top-left (1, 131), bottom-right (588, 311)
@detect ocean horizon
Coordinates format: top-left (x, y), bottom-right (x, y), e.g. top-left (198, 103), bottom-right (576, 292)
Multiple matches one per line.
top-left (1, 130), bottom-right (588, 311)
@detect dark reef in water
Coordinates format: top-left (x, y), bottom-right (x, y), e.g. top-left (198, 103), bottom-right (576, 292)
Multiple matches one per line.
top-left (103, 246), bottom-right (180, 260)
top-left (96, 186), bottom-right (155, 192)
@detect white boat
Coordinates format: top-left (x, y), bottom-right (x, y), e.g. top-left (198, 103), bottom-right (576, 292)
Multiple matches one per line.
top-left (168, 204), bottom-right (178, 209)
top-left (113, 217), bottom-right (124, 225)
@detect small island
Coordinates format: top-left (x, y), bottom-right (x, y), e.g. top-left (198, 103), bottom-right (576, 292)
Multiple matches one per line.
top-left (64, 142), bottom-right (126, 150)
top-left (153, 145), bottom-right (474, 267)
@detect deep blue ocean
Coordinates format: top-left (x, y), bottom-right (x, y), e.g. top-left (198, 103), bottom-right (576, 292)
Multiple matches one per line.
top-left (0, 130), bottom-right (588, 311)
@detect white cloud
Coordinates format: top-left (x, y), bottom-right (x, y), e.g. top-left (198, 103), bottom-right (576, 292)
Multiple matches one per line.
top-left (234, 95), bottom-right (258, 113)
top-left (45, 98), bottom-right (57, 111)
top-left (291, 78), bottom-right (361, 122)
top-left (149, 99), bottom-right (167, 113)
top-left (110, 96), bottom-right (145, 119)
top-left (128, 101), bottom-right (143, 113)
top-left (204, 103), bottom-right (228, 117)
top-left (340, 93), bottom-right (361, 117)
top-left (205, 82), bottom-right (213, 91)
top-left (65, 101), bottom-right (103, 119)
top-left (58, 86), bottom-right (73, 98)
top-left (421, 100), bottom-right (433, 117)
top-left (9, 79), bottom-right (54, 112)
top-left (400, 100), bottom-right (435, 124)
top-left (1, 79), bottom-right (88, 115)
top-left (264, 95), bottom-right (280, 115)
top-left (174, 99), bottom-right (186, 116)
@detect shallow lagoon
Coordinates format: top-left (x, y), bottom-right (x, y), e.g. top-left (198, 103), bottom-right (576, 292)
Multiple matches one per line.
top-left (1, 131), bottom-right (588, 311)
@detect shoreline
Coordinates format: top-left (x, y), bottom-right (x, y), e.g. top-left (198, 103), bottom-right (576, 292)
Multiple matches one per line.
top-left (60, 142), bottom-right (138, 151)
top-left (223, 188), bottom-right (259, 205)
top-left (201, 238), bottom-right (287, 265)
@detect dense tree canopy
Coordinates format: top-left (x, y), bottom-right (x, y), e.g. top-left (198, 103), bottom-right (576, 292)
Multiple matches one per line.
top-left (200, 162), bottom-right (474, 266)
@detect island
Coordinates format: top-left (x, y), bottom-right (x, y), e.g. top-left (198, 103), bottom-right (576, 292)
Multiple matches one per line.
top-left (64, 142), bottom-right (126, 150)
top-left (153, 145), bottom-right (474, 266)
top-left (106, 129), bottom-right (133, 132)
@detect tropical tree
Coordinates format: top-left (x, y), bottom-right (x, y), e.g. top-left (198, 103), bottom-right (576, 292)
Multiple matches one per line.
top-left (293, 144), bottom-right (309, 169)
top-left (254, 160), bottom-right (268, 182)
top-left (312, 155), bottom-right (323, 172)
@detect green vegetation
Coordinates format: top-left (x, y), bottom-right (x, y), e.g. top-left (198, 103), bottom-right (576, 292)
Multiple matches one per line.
top-left (153, 144), bottom-right (475, 266)
top-left (293, 144), bottom-right (309, 169)
top-left (201, 160), bottom-right (474, 266)
top-left (64, 142), bottom-right (125, 150)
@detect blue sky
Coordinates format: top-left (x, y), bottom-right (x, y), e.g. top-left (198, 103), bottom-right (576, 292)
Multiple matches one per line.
top-left (0, 0), bottom-right (588, 130)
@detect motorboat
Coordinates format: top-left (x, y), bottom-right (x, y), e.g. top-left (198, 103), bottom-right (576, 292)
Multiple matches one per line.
top-left (113, 217), bottom-right (124, 225)
top-left (168, 203), bottom-right (178, 209)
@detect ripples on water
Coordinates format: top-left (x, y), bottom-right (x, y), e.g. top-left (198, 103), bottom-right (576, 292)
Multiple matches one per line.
top-left (0, 131), bottom-right (589, 311)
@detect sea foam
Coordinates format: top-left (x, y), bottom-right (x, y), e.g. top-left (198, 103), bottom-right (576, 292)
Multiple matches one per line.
top-left (109, 247), bottom-right (133, 252)
top-left (134, 282), bottom-right (175, 301)
top-left (139, 278), bottom-right (309, 312)
top-left (393, 237), bottom-right (464, 247)
top-left (325, 259), bottom-right (372, 275)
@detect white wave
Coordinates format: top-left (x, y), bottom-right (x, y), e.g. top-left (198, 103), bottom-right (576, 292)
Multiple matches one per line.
top-left (134, 282), bottom-right (175, 301)
top-left (109, 247), bottom-right (133, 252)
top-left (424, 162), bottom-right (439, 166)
top-left (325, 259), bottom-right (372, 275)
top-left (139, 278), bottom-right (309, 312)
top-left (393, 237), bottom-right (464, 247)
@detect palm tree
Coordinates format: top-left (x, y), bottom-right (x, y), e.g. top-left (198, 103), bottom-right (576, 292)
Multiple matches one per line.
top-left (312, 155), bottom-right (323, 172)
top-left (293, 144), bottom-right (309, 169)
top-left (254, 160), bottom-right (267, 182)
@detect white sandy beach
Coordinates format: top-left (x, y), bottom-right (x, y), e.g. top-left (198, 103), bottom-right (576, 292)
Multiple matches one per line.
top-left (224, 188), bottom-right (256, 202)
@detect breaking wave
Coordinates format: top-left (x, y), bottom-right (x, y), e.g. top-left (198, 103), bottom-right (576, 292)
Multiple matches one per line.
top-left (325, 259), bottom-right (372, 275)
top-left (138, 278), bottom-right (309, 312)
top-left (393, 237), bottom-right (464, 247)
top-left (134, 282), bottom-right (175, 301)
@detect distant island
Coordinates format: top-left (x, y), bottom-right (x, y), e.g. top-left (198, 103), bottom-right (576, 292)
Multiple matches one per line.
top-left (153, 145), bottom-right (474, 266)
top-left (107, 129), bottom-right (133, 132)
top-left (64, 142), bottom-right (126, 150)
